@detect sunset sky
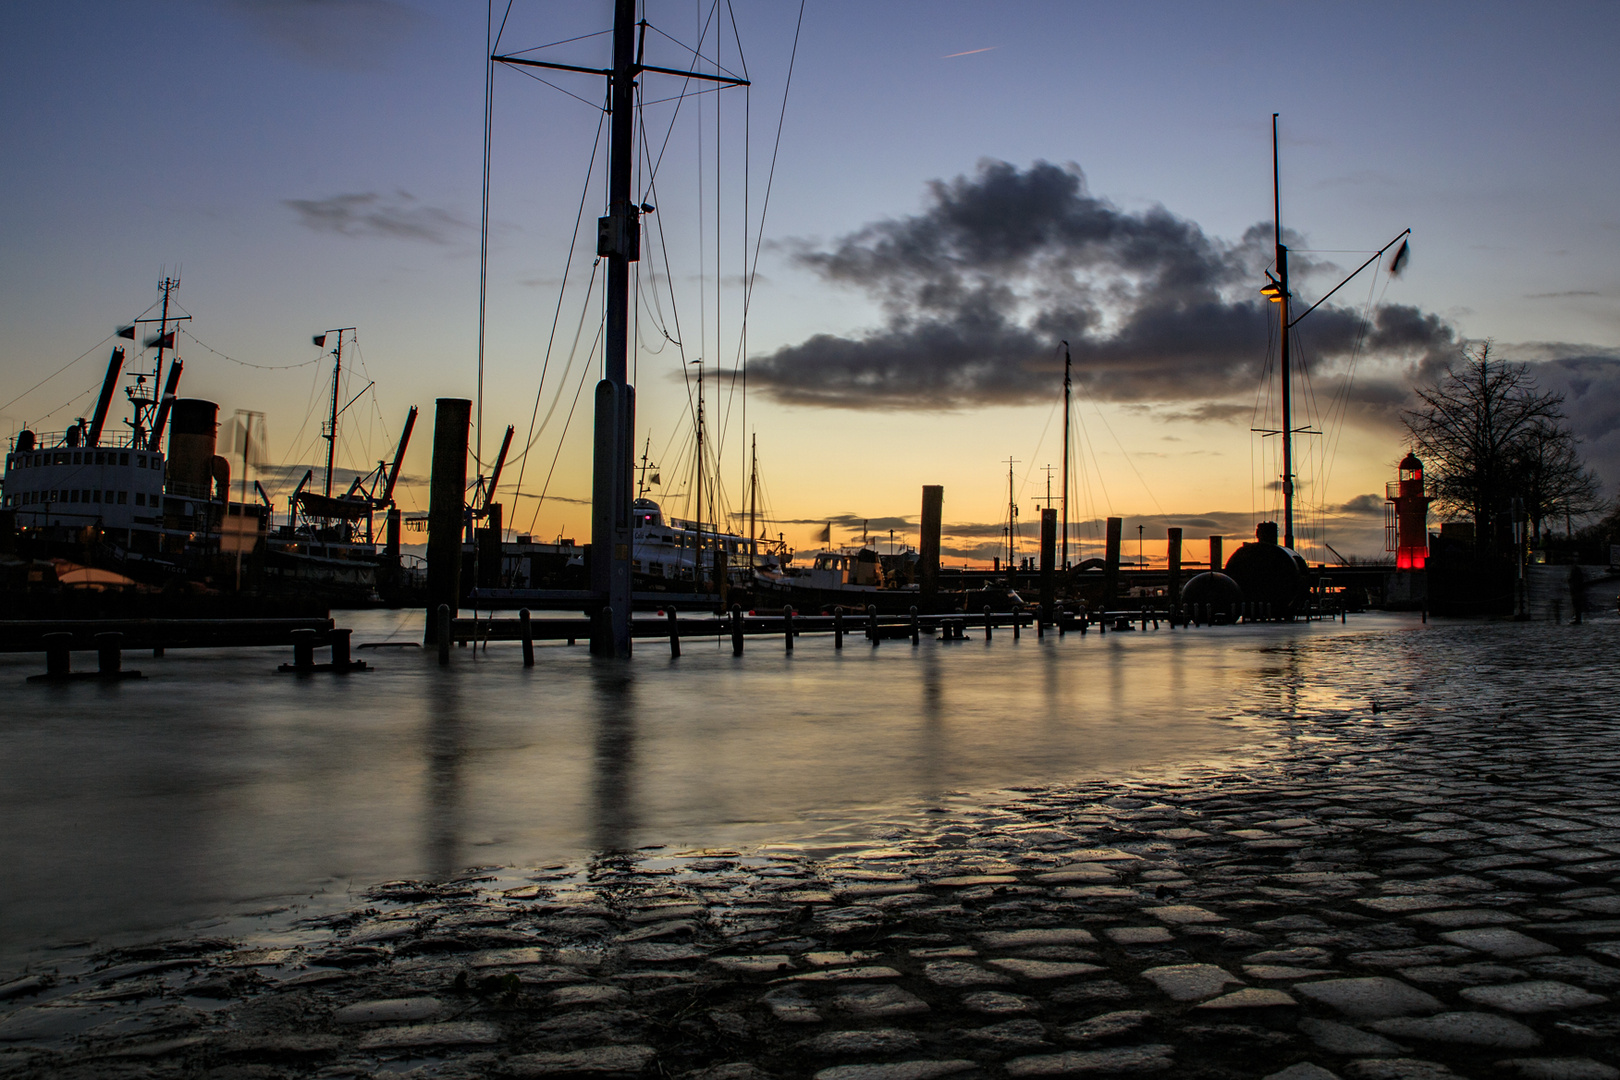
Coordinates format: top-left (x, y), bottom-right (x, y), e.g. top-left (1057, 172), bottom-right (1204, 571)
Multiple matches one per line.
top-left (3, 1), bottom-right (1618, 565)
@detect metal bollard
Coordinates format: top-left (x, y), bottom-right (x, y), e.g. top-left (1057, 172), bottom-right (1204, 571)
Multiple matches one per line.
top-left (834, 606), bottom-right (844, 649)
top-left (984, 605), bottom-right (993, 641)
top-left (910, 606), bottom-right (920, 646)
top-left (868, 605), bottom-right (879, 646)
top-left (731, 604), bottom-right (745, 656)
top-left (663, 607), bottom-right (678, 659)
top-left (95, 632), bottom-right (122, 676)
top-left (331, 628), bottom-right (352, 671)
top-left (784, 605), bottom-right (795, 652)
top-left (291, 628), bottom-right (317, 671)
top-left (522, 608), bottom-right (536, 665)
top-left (437, 605), bottom-right (451, 666)
top-left (42, 632), bottom-right (72, 677)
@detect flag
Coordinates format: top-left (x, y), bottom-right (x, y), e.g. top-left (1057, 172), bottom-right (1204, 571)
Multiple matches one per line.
top-left (817, 522), bottom-right (831, 543)
top-left (144, 330), bottom-right (174, 350)
top-left (116, 325), bottom-right (135, 340)
top-left (313, 334), bottom-right (327, 348)
top-left (1388, 239), bottom-right (1410, 277)
top-left (226, 412), bottom-right (269, 466)
top-left (649, 472), bottom-right (660, 486)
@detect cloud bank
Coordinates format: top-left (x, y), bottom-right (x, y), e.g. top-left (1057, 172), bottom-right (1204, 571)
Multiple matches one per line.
top-left (751, 160), bottom-right (1455, 416)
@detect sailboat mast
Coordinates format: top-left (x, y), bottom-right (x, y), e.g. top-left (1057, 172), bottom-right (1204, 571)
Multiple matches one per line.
top-left (1060, 341), bottom-right (1071, 569)
top-left (324, 333), bottom-right (343, 499)
top-left (748, 433), bottom-right (757, 559)
top-left (1272, 113), bottom-right (1295, 550)
top-left (694, 359), bottom-right (705, 593)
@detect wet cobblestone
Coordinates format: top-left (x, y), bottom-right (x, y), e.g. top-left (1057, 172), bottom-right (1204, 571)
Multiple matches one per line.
top-left (3, 622), bottom-right (1619, 1078)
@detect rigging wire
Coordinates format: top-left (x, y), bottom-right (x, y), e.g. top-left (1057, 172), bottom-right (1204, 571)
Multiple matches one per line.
top-left (0, 333), bottom-right (116, 417)
top-left (179, 330), bottom-right (319, 371)
top-left (527, 317), bottom-right (607, 535)
top-left (477, 0), bottom-right (498, 483)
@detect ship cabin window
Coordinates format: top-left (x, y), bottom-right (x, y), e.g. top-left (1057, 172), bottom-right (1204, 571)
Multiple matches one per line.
top-left (92, 490), bottom-right (100, 503)
top-left (93, 452), bottom-right (103, 465)
top-left (137, 455), bottom-right (146, 468)
top-left (152, 457), bottom-right (161, 469)
top-left (119, 453), bottom-right (129, 466)
top-left (55, 453), bottom-right (66, 465)
top-left (117, 491), bottom-right (127, 504)
top-left (135, 492), bottom-right (145, 506)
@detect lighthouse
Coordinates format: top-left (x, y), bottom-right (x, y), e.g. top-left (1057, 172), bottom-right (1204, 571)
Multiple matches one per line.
top-left (1385, 452), bottom-right (1431, 570)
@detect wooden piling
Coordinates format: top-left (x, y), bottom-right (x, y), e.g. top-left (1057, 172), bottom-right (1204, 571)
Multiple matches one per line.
top-left (784, 604), bottom-right (795, 652)
top-left (910, 605), bottom-right (920, 646)
top-left (983, 605), bottom-right (993, 641)
top-left (1039, 507), bottom-right (1056, 625)
top-left (436, 605), bottom-right (451, 665)
top-left (1167, 527), bottom-right (1183, 625)
top-left (1104, 517), bottom-right (1123, 611)
top-left (731, 604), bottom-right (744, 656)
top-left (834, 606), bottom-right (844, 649)
top-left (425, 398), bottom-right (470, 644)
top-left (522, 608), bottom-right (536, 665)
top-left (1013, 604), bottom-right (1021, 641)
top-left (919, 485), bottom-right (943, 610)
top-left (867, 605), bottom-right (879, 646)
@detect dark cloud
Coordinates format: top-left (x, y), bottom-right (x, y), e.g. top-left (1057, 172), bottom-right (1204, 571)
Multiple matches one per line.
top-left (1502, 344), bottom-right (1620, 493)
top-left (284, 192), bottom-right (464, 244)
top-left (231, 0), bottom-right (422, 67)
top-left (751, 160), bottom-right (1457, 415)
top-left (1339, 493), bottom-right (1385, 514)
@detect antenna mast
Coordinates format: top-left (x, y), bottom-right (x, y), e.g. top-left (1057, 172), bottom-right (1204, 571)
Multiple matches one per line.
top-left (316, 327), bottom-right (356, 500)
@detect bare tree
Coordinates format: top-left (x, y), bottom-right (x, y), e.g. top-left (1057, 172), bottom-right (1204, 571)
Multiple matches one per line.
top-left (1403, 342), bottom-right (1592, 553)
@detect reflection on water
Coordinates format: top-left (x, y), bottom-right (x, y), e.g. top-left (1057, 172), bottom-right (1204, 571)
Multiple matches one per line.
top-left (3, 610), bottom-right (1575, 963)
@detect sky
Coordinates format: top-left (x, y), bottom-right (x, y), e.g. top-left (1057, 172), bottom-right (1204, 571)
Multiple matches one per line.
top-left (3, 1), bottom-right (1618, 566)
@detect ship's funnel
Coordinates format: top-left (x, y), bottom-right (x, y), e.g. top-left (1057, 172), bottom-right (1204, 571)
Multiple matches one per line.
top-left (167, 398), bottom-right (219, 497)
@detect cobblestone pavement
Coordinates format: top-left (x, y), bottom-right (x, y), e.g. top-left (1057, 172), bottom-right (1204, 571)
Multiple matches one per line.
top-left (2, 621), bottom-right (1618, 1079)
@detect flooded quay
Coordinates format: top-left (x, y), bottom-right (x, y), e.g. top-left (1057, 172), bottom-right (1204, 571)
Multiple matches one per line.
top-left (2, 612), bottom-right (1619, 1079)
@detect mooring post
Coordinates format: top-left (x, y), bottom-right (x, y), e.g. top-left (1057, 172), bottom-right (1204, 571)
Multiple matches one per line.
top-left (984, 605), bottom-right (993, 641)
top-left (42, 632), bottom-right (71, 678)
top-left (425, 398), bottom-right (471, 646)
top-left (784, 604), bottom-right (795, 653)
top-left (95, 632), bottom-right (122, 676)
top-left (910, 605), bottom-right (920, 646)
top-left (331, 628), bottom-right (352, 671)
top-left (919, 485), bottom-right (943, 613)
top-left (867, 605), bottom-right (879, 646)
top-left (436, 605), bottom-right (451, 666)
top-left (1039, 507), bottom-right (1056, 627)
top-left (521, 608), bottom-right (536, 665)
top-left (1167, 526), bottom-right (1182, 628)
top-left (731, 604), bottom-right (744, 656)
top-left (834, 606), bottom-right (844, 649)
top-left (290, 627), bottom-right (317, 672)
top-left (1013, 604), bottom-right (1022, 641)
top-left (1104, 516), bottom-right (1123, 612)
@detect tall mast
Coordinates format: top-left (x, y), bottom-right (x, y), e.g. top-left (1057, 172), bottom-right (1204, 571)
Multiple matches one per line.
top-left (324, 333), bottom-right (344, 499)
top-left (1272, 113), bottom-right (1296, 550)
top-left (748, 433), bottom-right (758, 557)
top-left (636, 437), bottom-right (652, 499)
top-left (1005, 456), bottom-right (1019, 576)
top-left (1060, 341), bottom-right (1071, 568)
top-left (489, 1), bottom-right (749, 654)
top-left (693, 358), bottom-right (705, 593)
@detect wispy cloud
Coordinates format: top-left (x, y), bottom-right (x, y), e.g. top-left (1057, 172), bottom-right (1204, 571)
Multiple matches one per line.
top-left (284, 191), bottom-right (465, 244)
top-left (1524, 290), bottom-right (1603, 300)
top-left (230, 0), bottom-right (423, 67)
top-left (943, 46), bottom-right (999, 59)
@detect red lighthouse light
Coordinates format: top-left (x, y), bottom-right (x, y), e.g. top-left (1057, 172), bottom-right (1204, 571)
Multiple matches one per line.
top-left (1386, 452), bottom-right (1431, 570)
